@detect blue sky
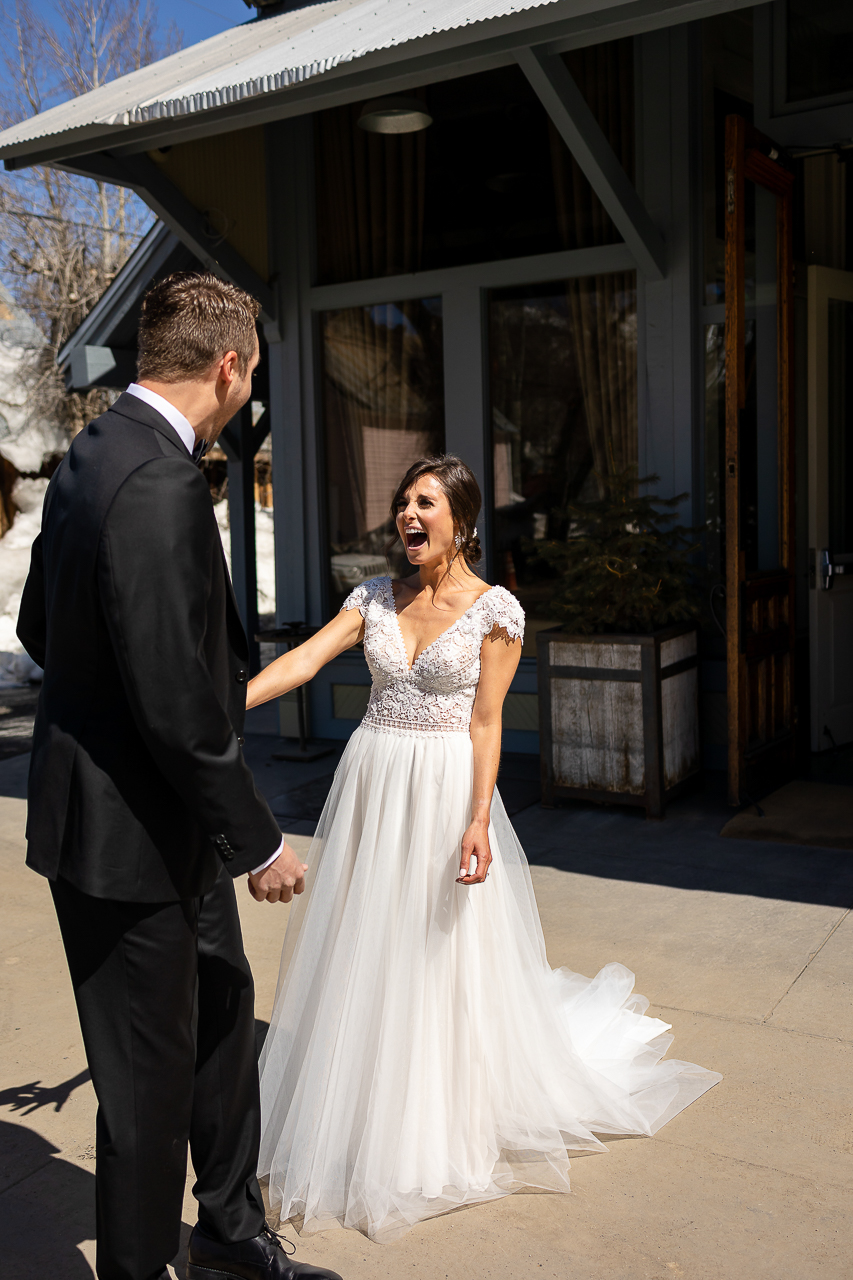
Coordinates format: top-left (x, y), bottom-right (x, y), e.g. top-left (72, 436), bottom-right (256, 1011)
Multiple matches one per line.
top-left (25, 0), bottom-right (252, 49)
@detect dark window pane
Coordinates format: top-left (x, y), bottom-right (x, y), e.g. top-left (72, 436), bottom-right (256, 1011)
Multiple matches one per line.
top-left (827, 298), bottom-right (853, 553)
top-left (787, 0), bottom-right (853, 104)
top-left (489, 273), bottom-right (637, 652)
top-left (314, 40), bottom-right (634, 285)
top-left (321, 299), bottom-right (444, 613)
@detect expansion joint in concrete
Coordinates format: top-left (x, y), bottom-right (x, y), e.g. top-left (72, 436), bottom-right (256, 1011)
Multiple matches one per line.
top-left (761, 907), bottom-right (851, 1025)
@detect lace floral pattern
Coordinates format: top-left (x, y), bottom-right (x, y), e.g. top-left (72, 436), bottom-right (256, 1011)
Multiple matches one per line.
top-left (341, 576), bottom-right (525, 735)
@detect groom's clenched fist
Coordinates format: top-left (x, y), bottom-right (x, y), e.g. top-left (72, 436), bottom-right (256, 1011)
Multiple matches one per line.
top-left (248, 840), bottom-right (308, 903)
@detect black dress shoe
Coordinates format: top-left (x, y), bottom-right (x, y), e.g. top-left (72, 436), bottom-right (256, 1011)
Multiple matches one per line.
top-left (186, 1221), bottom-right (343, 1280)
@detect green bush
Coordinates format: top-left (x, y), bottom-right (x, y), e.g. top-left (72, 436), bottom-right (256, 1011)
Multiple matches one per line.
top-left (527, 465), bottom-right (703, 635)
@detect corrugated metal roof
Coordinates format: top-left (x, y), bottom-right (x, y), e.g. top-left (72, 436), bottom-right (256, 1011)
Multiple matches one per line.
top-left (0, 0), bottom-right (563, 152)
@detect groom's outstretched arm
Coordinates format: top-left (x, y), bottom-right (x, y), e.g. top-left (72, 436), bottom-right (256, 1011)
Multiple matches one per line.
top-left (98, 455), bottom-right (282, 878)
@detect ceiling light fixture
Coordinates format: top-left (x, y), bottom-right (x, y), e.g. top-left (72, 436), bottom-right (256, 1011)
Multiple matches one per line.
top-left (357, 96), bottom-right (432, 134)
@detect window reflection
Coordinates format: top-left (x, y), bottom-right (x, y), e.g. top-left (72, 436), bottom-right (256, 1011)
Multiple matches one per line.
top-left (321, 299), bottom-right (444, 612)
top-left (489, 275), bottom-right (637, 651)
top-left (314, 39), bottom-right (633, 285)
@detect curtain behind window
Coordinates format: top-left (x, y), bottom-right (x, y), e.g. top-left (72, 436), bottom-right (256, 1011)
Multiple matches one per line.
top-left (316, 101), bottom-right (443, 612)
top-left (315, 100), bottom-right (427, 284)
top-left (550, 39), bottom-right (638, 491)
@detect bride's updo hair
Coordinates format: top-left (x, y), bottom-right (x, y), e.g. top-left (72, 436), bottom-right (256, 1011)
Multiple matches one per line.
top-left (390, 455), bottom-right (483, 564)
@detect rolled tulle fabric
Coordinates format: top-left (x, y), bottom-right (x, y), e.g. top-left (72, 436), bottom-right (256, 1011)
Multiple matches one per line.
top-left (258, 724), bottom-right (721, 1241)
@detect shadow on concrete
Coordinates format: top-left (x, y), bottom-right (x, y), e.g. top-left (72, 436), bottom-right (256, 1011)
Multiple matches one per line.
top-left (0, 750), bottom-right (30, 800)
top-left (517, 771), bottom-right (853, 909)
top-left (7, 738), bottom-right (850, 910)
top-left (0, 1070), bottom-right (91, 1117)
top-left (0, 1121), bottom-right (96, 1278)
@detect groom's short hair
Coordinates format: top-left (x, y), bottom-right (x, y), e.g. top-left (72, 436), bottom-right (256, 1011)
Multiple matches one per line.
top-left (137, 272), bottom-right (260, 383)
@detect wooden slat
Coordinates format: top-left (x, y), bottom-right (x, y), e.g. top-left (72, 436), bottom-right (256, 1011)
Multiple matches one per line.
top-left (724, 114), bottom-right (746, 806)
top-left (777, 163), bottom-right (797, 779)
top-left (548, 665), bottom-right (640, 683)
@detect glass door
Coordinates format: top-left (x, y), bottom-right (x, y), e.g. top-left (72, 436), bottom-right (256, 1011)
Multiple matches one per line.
top-left (807, 265), bottom-right (853, 751)
top-left (724, 114), bottom-right (796, 805)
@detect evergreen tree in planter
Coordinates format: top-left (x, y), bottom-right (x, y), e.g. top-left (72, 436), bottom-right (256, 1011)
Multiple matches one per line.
top-left (529, 465), bottom-right (704, 818)
top-left (528, 465), bottom-right (703, 634)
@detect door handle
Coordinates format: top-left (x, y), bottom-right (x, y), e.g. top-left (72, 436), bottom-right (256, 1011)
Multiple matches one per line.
top-left (819, 548), bottom-right (853, 590)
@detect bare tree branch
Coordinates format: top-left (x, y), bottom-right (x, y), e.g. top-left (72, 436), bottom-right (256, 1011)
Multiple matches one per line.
top-left (0, 0), bottom-right (182, 442)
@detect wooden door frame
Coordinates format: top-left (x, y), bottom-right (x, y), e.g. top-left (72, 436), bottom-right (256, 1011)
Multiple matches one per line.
top-left (807, 264), bottom-right (853, 751)
top-left (724, 114), bottom-right (795, 806)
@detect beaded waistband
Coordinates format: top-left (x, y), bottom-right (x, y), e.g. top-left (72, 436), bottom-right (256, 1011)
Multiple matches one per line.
top-left (360, 713), bottom-right (470, 737)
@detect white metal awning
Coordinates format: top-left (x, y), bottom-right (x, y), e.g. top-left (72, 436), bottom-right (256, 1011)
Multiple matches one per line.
top-left (0, 0), bottom-right (566, 152)
top-left (0, 0), bottom-right (745, 161)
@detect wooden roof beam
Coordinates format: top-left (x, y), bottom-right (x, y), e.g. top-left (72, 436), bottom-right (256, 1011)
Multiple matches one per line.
top-left (514, 44), bottom-right (666, 280)
top-left (61, 150), bottom-right (278, 328)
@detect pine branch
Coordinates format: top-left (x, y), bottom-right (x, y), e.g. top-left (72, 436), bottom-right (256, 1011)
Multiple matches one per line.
top-left (526, 464), bottom-right (705, 634)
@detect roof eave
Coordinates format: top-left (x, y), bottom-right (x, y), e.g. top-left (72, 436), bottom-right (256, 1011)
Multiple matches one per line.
top-left (1, 0), bottom-right (752, 170)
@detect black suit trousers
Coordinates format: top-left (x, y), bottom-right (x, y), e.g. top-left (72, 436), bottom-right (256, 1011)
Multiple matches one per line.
top-left (51, 869), bottom-right (265, 1280)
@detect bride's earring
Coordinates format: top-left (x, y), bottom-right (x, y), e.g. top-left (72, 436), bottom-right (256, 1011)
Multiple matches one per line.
top-left (454, 533), bottom-right (462, 550)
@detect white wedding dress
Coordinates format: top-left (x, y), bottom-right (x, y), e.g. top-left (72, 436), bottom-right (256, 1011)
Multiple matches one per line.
top-left (258, 576), bottom-right (720, 1241)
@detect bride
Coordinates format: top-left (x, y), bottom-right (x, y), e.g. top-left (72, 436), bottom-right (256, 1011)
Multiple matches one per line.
top-left (247, 454), bottom-right (720, 1242)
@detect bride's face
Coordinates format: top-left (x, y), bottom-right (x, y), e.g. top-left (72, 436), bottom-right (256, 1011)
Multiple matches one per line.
top-left (395, 474), bottom-right (456, 566)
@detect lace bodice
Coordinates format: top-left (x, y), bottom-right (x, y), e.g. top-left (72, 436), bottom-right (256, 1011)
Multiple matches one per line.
top-left (340, 576), bottom-right (525, 735)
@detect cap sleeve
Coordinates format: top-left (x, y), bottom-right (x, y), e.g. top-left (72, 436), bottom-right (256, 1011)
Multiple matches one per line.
top-left (483, 586), bottom-right (525, 643)
top-left (339, 576), bottom-right (382, 618)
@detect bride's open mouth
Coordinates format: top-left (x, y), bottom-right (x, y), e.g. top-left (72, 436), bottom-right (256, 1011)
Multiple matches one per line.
top-left (405, 528), bottom-right (427, 551)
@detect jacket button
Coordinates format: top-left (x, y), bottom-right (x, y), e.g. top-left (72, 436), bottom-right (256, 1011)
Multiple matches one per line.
top-left (235, 670), bottom-right (247, 684)
top-left (237, 736), bottom-right (245, 746)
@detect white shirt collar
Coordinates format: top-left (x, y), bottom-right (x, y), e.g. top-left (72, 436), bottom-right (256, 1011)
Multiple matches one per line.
top-left (125, 383), bottom-right (197, 457)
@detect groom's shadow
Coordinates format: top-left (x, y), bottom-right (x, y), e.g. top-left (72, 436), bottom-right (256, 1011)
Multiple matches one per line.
top-left (0, 1120), bottom-right (97, 1278)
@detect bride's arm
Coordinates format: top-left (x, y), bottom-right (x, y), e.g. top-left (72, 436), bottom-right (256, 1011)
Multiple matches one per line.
top-left (246, 608), bottom-right (365, 709)
top-left (458, 628), bottom-right (522, 885)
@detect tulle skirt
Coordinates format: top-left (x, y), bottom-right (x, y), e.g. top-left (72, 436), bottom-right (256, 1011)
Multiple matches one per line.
top-left (258, 723), bottom-right (720, 1241)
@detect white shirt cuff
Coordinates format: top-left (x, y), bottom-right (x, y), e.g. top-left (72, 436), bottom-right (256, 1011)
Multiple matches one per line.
top-left (250, 836), bottom-right (284, 877)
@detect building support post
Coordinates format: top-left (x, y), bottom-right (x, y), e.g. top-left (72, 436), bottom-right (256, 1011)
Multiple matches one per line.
top-left (441, 285), bottom-right (491, 581)
top-left (220, 405), bottom-right (271, 674)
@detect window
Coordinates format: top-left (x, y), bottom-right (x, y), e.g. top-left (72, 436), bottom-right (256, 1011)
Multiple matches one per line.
top-left (321, 299), bottom-right (445, 612)
top-left (786, 0), bottom-right (853, 106)
top-left (314, 41), bottom-right (634, 285)
top-left (489, 273), bottom-right (638, 652)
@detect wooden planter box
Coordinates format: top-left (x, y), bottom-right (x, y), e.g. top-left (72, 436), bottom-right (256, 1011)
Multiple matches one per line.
top-left (536, 624), bottom-right (700, 819)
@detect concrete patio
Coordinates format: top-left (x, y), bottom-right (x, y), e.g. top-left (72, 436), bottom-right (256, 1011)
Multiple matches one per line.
top-left (1, 736), bottom-right (851, 1280)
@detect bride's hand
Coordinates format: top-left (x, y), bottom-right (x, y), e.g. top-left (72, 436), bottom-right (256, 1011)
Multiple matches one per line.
top-left (248, 840), bottom-right (308, 903)
top-left (457, 820), bottom-right (491, 885)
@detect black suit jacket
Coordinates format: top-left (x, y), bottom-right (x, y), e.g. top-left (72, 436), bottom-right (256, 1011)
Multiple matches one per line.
top-left (17, 392), bottom-right (281, 902)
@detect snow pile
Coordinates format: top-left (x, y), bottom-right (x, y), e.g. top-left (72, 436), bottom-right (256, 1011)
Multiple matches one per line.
top-left (0, 282), bottom-right (67, 473)
top-left (0, 484), bottom-right (276, 686)
top-left (215, 499), bottom-right (276, 616)
top-left (0, 477), bottom-right (48, 684)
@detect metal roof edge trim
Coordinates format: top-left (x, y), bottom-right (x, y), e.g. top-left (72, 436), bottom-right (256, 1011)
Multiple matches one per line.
top-left (122, 50), bottom-right (362, 122)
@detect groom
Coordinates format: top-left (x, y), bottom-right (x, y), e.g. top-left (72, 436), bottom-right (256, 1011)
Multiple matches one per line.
top-left (17, 273), bottom-right (341, 1280)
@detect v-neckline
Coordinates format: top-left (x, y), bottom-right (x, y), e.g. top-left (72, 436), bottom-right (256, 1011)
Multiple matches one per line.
top-left (385, 576), bottom-right (499, 672)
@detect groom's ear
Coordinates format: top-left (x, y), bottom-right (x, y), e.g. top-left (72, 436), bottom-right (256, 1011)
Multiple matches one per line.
top-left (218, 350), bottom-right (241, 385)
